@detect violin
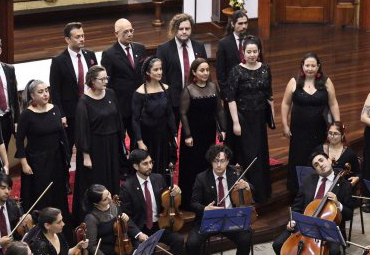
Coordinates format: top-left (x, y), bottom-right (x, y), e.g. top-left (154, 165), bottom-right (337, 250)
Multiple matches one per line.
top-left (73, 223), bottom-right (88, 255)
top-left (158, 163), bottom-right (184, 232)
top-left (112, 195), bottom-right (134, 255)
top-left (14, 197), bottom-right (35, 237)
top-left (281, 166), bottom-right (351, 255)
top-left (230, 165), bottom-right (257, 222)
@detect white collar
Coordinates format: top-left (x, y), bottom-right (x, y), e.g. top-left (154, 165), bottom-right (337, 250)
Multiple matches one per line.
top-left (175, 37), bottom-right (191, 49)
top-left (212, 170), bottom-right (227, 182)
top-left (67, 47), bottom-right (83, 58)
top-left (136, 172), bottom-right (150, 186)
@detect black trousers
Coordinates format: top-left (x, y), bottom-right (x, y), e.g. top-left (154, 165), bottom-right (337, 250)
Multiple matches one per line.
top-left (133, 223), bottom-right (184, 255)
top-left (0, 112), bottom-right (13, 150)
top-left (186, 224), bottom-right (252, 255)
top-left (272, 230), bottom-right (341, 255)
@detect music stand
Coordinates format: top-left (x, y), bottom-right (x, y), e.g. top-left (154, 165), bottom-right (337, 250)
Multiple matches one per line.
top-left (199, 207), bottom-right (252, 234)
top-left (292, 212), bottom-right (346, 247)
top-left (133, 229), bottom-right (164, 255)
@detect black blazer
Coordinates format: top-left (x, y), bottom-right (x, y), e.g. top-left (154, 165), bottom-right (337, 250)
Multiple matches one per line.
top-left (216, 34), bottom-right (241, 99)
top-left (119, 173), bottom-right (167, 237)
top-left (191, 167), bottom-right (251, 222)
top-left (49, 49), bottom-right (97, 118)
top-left (101, 42), bottom-right (146, 118)
top-left (0, 62), bottom-right (20, 126)
top-left (292, 173), bottom-right (354, 221)
top-left (0, 199), bottom-right (22, 255)
top-left (156, 38), bottom-right (207, 107)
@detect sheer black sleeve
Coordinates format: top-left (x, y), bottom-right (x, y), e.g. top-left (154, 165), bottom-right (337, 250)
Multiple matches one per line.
top-left (211, 82), bottom-right (227, 131)
top-left (225, 65), bottom-right (240, 102)
top-left (75, 97), bottom-right (91, 153)
top-left (15, 110), bottom-right (30, 158)
top-left (166, 89), bottom-right (177, 136)
top-left (180, 87), bottom-right (191, 138)
top-left (266, 65), bottom-right (273, 100)
top-left (131, 92), bottom-right (145, 141)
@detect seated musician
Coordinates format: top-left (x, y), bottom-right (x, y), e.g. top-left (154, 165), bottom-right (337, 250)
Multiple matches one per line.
top-left (5, 241), bottom-right (32, 255)
top-left (84, 184), bottom-right (133, 255)
top-left (0, 172), bottom-right (30, 254)
top-left (119, 149), bottom-right (184, 255)
top-left (186, 144), bottom-right (253, 255)
top-left (272, 151), bottom-right (354, 255)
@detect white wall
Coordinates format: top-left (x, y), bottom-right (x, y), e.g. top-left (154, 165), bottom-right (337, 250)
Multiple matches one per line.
top-left (183, 0), bottom-right (258, 23)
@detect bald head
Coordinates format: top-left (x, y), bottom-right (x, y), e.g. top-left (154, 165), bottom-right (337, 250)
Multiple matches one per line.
top-left (114, 18), bottom-right (134, 45)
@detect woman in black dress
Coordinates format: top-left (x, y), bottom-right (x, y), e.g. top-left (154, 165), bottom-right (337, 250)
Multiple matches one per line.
top-left (178, 58), bottom-right (226, 210)
top-left (29, 207), bottom-right (87, 255)
top-left (361, 93), bottom-right (370, 212)
top-left (281, 53), bottom-right (340, 198)
top-left (15, 80), bottom-right (71, 227)
top-left (225, 35), bottom-right (272, 203)
top-left (316, 121), bottom-right (360, 186)
top-left (84, 184), bottom-right (131, 255)
top-left (132, 56), bottom-right (177, 175)
top-left (73, 65), bottom-right (126, 226)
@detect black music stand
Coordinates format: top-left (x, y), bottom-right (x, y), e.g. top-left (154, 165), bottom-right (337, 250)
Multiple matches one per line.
top-left (133, 229), bottom-right (164, 255)
top-left (292, 212), bottom-right (346, 248)
top-left (199, 207), bottom-right (253, 234)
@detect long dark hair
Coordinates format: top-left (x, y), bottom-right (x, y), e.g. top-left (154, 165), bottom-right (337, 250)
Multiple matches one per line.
top-left (296, 53), bottom-right (327, 90)
top-left (83, 184), bottom-right (106, 213)
top-left (188, 58), bottom-right (210, 85)
top-left (242, 35), bottom-right (264, 62)
top-left (225, 10), bottom-right (248, 36)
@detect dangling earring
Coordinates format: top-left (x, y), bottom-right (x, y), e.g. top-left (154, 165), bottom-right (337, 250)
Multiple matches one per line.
top-left (31, 99), bottom-right (37, 107)
top-left (299, 70), bottom-right (305, 78)
top-left (193, 77), bottom-right (197, 83)
top-left (91, 85), bottom-right (96, 92)
top-left (146, 75), bottom-right (151, 82)
top-left (315, 73), bottom-right (322, 79)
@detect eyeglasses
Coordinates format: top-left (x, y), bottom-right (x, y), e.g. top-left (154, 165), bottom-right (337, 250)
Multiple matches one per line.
top-left (213, 159), bottom-right (228, 164)
top-left (96, 76), bottom-right (109, 82)
top-left (122, 29), bottom-right (134, 35)
top-left (328, 131), bottom-right (341, 137)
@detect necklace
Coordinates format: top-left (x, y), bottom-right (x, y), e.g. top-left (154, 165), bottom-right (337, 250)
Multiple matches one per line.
top-left (194, 82), bottom-right (207, 88)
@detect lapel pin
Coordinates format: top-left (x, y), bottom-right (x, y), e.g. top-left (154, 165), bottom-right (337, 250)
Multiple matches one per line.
top-left (53, 112), bottom-right (55, 115)
top-left (135, 55), bottom-right (138, 57)
top-left (109, 101), bottom-right (112, 104)
top-left (137, 187), bottom-right (140, 190)
top-left (90, 59), bottom-right (95, 65)
top-left (211, 186), bottom-right (214, 189)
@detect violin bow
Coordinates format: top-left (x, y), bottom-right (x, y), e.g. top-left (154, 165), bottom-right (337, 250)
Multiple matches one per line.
top-left (218, 157), bottom-right (257, 206)
top-left (155, 245), bottom-right (173, 255)
top-left (94, 238), bottom-right (102, 255)
top-left (352, 195), bottom-right (370, 200)
top-left (9, 182), bottom-right (53, 237)
top-left (347, 241), bottom-right (368, 250)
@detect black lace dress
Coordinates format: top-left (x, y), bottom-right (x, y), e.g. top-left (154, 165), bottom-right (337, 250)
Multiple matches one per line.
top-left (178, 82), bottom-right (226, 210)
top-left (131, 86), bottom-right (177, 175)
top-left (226, 63), bottom-right (272, 203)
top-left (30, 232), bottom-right (69, 255)
top-left (288, 82), bottom-right (328, 193)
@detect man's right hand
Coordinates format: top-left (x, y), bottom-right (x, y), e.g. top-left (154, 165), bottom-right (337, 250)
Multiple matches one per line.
top-left (205, 201), bottom-right (224, 211)
top-left (61, 117), bottom-right (68, 128)
top-left (137, 233), bottom-right (149, 242)
top-left (0, 236), bottom-right (13, 246)
top-left (286, 220), bottom-right (296, 231)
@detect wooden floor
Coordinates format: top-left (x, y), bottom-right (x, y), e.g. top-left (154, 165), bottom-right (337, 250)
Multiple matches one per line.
top-left (14, 12), bottom-right (370, 163)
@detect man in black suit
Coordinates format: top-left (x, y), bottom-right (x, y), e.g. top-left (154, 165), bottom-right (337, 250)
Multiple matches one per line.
top-left (49, 22), bottom-right (97, 192)
top-left (0, 172), bottom-right (26, 255)
top-left (156, 13), bottom-right (207, 128)
top-left (0, 39), bottom-right (20, 150)
top-left (272, 151), bottom-right (354, 255)
top-left (119, 149), bottom-right (184, 254)
top-left (101, 18), bottom-right (146, 150)
top-left (187, 144), bottom-right (252, 255)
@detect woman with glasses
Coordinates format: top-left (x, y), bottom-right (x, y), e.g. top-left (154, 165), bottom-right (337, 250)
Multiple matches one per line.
top-left (72, 65), bottom-right (127, 226)
top-left (281, 53), bottom-right (340, 198)
top-left (315, 121), bottom-right (360, 186)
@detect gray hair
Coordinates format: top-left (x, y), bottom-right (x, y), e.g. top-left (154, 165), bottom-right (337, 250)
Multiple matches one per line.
top-left (22, 79), bottom-right (45, 109)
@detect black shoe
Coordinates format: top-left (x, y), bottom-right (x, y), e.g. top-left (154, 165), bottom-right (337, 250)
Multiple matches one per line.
top-left (66, 182), bottom-right (72, 195)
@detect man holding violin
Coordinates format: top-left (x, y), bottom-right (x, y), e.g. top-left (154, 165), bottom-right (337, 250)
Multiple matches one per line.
top-left (272, 151), bottom-right (354, 255)
top-left (186, 144), bottom-right (253, 255)
top-left (119, 149), bottom-right (184, 254)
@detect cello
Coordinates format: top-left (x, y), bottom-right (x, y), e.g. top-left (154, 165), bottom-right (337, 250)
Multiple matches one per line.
top-left (281, 167), bottom-right (350, 255)
top-left (73, 223), bottom-right (88, 255)
top-left (158, 163), bottom-right (184, 231)
top-left (230, 164), bottom-right (258, 222)
top-left (112, 195), bottom-right (134, 255)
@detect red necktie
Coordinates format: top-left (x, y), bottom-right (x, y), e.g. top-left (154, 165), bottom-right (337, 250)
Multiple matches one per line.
top-left (315, 177), bottom-right (327, 199)
top-left (238, 38), bottom-right (245, 64)
top-left (77, 53), bottom-right (84, 97)
top-left (125, 46), bottom-right (135, 69)
top-left (0, 206), bottom-right (8, 236)
top-left (144, 181), bottom-right (153, 229)
top-left (218, 177), bottom-right (225, 208)
top-left (182, 43), bottom-right (190, 86)
top-left (0, 76), bottom-right (7, 111)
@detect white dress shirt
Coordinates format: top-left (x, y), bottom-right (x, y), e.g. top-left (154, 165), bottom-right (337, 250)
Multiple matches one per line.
top-left (67, 47), bottom-right (88, 93)
top-left (136, 173), bottom-right (158, 222)
top-left (213, 171), bottom-right (232, 209)
top-left (0, 203), bottom-right (12, 238)
top-left (0, 64), bottom-right (10, 116)
top-left (314, 171), bottom-right (343, 211)
top-left (175, 37), bottom-right (195, 87)
top-left (233, 32), bottom-right (243, 50)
